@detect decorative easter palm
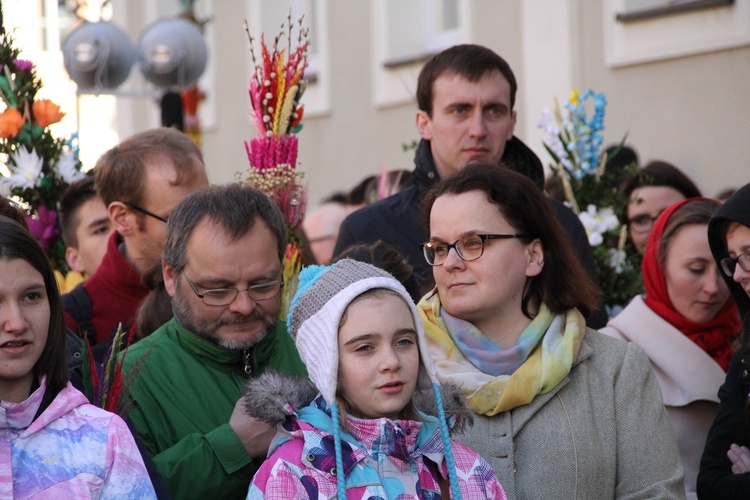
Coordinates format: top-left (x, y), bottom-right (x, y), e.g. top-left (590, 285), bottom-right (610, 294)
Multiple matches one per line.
top-left (237, 15), bottom-right (309, 320)
top-left (0, 33), bottom-right (85, 271)
top-left (82, 325), bottom-right (137, 414)
top-left (538, 89), bottom-right (641, 315)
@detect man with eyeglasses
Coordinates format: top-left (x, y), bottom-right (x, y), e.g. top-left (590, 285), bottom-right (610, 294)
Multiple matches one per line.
top-left (63, 128), bottom-right (209, 351)
top-left (699, 182), bottom-right (750, 495)
top-left (121, 183), bottom-right (306, 499)
top-left (333, 44), bottom-right (606, 326)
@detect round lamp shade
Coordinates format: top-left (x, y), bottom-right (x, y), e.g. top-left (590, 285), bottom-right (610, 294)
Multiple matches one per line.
top-left (63, 21), bottom-right (136, 90)
top-left (137, 18), bottom-right (208, 89)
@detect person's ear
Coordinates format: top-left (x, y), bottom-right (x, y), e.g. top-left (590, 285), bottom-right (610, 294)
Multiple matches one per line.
top-left (416, 110), bottom-right (433, 140)
top-left (525, 239), bottom-right (544, 277)
top-left (163, 260), bottom-right (178, 298)
top-left (65, 246), bottom-right (84, 273)
top-left (507, 109), bottom-right (517, 141)
top-left (109, 202), bottom-right (134, 236)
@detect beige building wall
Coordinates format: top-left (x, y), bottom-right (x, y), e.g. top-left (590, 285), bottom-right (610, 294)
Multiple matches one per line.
top-left (580, 1), bottom-right (750, 198)
top-left (199, 0), bottom-right (750, 204)
top-left (517, 0), bottom-right (750, 198)
top-left (21, 0), bottom-right (746, 204)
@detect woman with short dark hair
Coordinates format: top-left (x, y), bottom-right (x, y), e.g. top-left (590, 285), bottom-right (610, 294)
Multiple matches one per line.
top-left (419, 163), bottom-right (684, 498)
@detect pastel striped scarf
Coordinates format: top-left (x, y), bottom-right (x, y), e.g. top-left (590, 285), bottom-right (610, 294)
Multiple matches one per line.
top-left (418, 294), bottom-right (585, 415)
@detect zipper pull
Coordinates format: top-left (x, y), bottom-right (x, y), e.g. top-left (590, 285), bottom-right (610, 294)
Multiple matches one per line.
top-left (243, 349), bottom-right (252, 375)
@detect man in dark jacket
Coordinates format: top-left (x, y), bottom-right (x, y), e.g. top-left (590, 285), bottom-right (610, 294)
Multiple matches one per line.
top-left (334, 44), bottom-right (606, 327)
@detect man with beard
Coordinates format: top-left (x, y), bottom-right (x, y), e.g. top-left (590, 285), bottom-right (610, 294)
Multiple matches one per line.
top-left (122, 184), bottom-right (306, 499)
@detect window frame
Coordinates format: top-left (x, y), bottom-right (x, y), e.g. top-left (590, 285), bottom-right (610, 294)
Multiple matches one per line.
top-left (604, 0), bottom-right (750, 67)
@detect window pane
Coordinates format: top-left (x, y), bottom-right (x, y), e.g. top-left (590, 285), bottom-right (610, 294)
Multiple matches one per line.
top-left (442, 0), bottom-right (459, 30)
top-left (386, 0), bottom-right (423, 60)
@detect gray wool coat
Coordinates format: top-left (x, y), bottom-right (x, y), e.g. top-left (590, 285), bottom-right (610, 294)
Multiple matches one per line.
top-left (452, 330), bottom-right (685, 500)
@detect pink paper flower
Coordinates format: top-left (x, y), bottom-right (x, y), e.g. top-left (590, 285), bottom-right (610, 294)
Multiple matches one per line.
top-left (26, 205), bottom-right (61, 251)
top-left (13, 59), bottom-right (34, 72)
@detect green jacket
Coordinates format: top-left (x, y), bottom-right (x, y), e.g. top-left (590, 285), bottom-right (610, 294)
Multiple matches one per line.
top-left (122, 318), bottom-right (306, 499)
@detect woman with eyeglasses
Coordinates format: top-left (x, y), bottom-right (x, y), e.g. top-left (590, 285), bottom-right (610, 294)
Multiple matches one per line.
top-left (601, 197), bottom-right (739, 499)
top-left (621, 161), bottom-right (702, 254)
top-left (418, 163), bottom-right (684, 499)
top-left (698, 182), bottom-right (750, 498)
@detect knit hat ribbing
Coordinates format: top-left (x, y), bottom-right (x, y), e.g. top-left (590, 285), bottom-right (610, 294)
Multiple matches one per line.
top-left (288, 258), bottom-right (439, 404)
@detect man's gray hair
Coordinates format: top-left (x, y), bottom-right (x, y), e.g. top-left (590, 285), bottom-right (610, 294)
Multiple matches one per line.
top-left (163, 183), bottom-right (287, 271)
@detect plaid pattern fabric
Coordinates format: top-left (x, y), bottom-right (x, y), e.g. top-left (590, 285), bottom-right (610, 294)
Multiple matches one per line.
top-left (247, 396), bottom-right (506, 499)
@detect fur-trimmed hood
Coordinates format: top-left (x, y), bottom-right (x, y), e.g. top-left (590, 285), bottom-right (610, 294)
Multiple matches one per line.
top-left (242, 370), bottom-right (474, 435)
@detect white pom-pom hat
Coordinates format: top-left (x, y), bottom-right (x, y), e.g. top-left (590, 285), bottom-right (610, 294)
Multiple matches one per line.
top-left (287, 258), bottom-right (439, 404)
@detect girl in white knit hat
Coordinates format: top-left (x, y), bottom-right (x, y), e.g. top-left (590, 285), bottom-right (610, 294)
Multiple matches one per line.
top-left (244, 259), bottom-right (505, 499)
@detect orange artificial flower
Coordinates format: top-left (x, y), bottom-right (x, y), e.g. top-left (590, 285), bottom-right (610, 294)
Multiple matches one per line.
top-left (0, 107), bottom-right (25, 138)
top-left (32, 99), bottom-right (65, 128)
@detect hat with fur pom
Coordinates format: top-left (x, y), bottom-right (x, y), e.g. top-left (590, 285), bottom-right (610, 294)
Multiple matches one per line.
top-left (288, 258), bottom-right (438, 404)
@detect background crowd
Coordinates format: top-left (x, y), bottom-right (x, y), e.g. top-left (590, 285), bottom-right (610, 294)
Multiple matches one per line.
top-left (2, 29), bottom-right (750, 500)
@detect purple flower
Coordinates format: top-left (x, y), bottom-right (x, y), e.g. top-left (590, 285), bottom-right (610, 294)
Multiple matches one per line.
top-left (13, 59), bottom-right (34, 72)
top-left (26, 205), bottom-right (60, 251)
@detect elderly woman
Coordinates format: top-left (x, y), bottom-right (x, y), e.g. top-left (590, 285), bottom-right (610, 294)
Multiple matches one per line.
top-left (418, 163), bottom-right (684, 499)
top-left (601, 198), bottom-right (739, 499)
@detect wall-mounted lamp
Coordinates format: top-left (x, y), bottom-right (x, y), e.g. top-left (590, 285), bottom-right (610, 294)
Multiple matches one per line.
top-left (62, 17), bottom-right (208, 91)
top-left (62, 21), bottom-right (135, 90)
top-left (138, 18), bottom-right (207, 89)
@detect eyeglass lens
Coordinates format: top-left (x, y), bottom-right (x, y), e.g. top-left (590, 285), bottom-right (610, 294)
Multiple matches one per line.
top-left (423, 235), bottom-right (486, 265)
top-left (628, 214), bottom-right (658, 233)
top-left (204, 282), bottom-right (281, 305)
top-left (721, 253), bottom-right (750, 277)
top-left (182, 272), bottom-right (281, 306)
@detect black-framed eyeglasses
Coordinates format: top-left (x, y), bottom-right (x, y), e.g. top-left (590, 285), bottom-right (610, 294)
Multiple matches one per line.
top-left (627, 212), bottom-right (663, 234)
top-left (181, 272), bottom-right (283, 306)
top-left (720, 251), bottom-right (750, 277)
top-left (126, 203), bottom-right (168, 223)
top-left (421, 233), bottom-right (529, 266)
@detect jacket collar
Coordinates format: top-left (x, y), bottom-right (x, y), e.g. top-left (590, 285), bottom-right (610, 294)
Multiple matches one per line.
top-left (172, 318), bottom-right (244, 366)
top-left (0, 377), bottom-right (46, 430)
top-left (412, 139), bottom-right (441, 194)
top-left (170, 317), bottom-right (285, 373)
top-left (276, 396), bottom-right (445, 481)
top-left (93, 231), bottom-right (148, 296)
top-left (411, 135), bottom-right (546, 191)
top-left (0, 378), bottom-right (88, 435)
top-left (606, 296), bottom-right (725, 405)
